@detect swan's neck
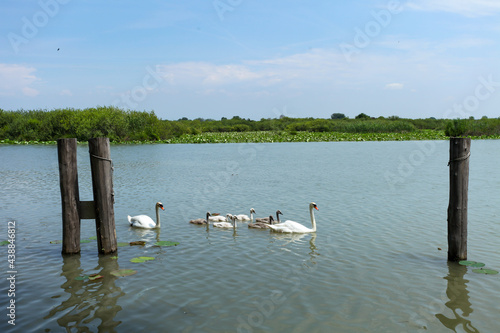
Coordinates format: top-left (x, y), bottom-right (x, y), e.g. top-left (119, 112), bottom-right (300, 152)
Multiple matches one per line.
top-left (276, 212), bottom-right (281, 223)
top-left (156, 205), bottom-right (160, 228)
top-left (250, 210), bottom-right (254, 221)
top-left (309, 206), bottom-right (316, 232)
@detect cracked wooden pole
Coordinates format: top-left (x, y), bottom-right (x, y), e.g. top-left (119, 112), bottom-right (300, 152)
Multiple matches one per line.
top-left (89, 137), bottom-right (117, 254)
top-left (447, 137), bottom-right (471, 262)
top-left (58, 138), bottom-right (81, 254)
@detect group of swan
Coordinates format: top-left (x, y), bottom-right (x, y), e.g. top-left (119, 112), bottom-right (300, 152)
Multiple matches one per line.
top-left (128, 202), bottom-right (319, 233)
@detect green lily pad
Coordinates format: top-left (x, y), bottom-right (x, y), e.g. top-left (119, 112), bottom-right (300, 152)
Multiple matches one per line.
top-left (75, 275), bottom-right (89, 281)
top-left (0, 240), bottom-right (10, 246)
top-left (154, 241), bottom-right (179, 247)
top-left (130, 256), bottom-right (155, 263)
top-left (80, 239), bottom-right (92, 244)
top-left (88, 236), bottom-right (97, 240)
top-left (110, 256), bottom-right (118, 259)
top-left (459, 261), bottom-right (485, 268)
top-left (472, 268), bottom-right (499, 275)
top-left (117, 242), bottom-right (130, 247)
top-left (50, 240), bottom-right (62, 244)
top-left (110, 269), bottom-right (137, 277)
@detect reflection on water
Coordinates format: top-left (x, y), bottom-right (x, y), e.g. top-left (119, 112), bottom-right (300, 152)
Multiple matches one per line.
top-left (44, 255), bottom-right (125, 332)
top-left (128, 226), bottom-right (161, 244)
top-left (436, 262), bottom-right (479, 332)
top-left (3, 142), bottom-right (500, 332)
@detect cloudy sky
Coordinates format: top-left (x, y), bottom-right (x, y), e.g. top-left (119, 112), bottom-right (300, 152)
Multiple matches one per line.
top-left (1, 0), bottom-right (499, 120)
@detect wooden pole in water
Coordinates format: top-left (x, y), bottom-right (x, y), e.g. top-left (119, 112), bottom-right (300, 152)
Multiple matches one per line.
top-left (57, 138), bottom-right (81, 254)
top-left (88, 137), bottom-right (117, 254)
top-left (447, 137), bottom-right (471, 262)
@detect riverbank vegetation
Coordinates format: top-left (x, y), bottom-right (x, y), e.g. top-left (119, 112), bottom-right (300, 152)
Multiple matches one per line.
top-left (1, 107), bottom-right (499, 144)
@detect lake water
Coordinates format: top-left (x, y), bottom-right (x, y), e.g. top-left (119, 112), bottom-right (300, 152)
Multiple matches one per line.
top-left (1, 140), bottom-right (499, 332)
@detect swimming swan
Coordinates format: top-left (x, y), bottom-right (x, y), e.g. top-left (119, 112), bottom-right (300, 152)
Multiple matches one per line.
top-left (248, 215), bottom-right (274, 229)
top-left (208, 212), bottom-right (228, 222)
top-left (213, 214), bottom-right (236, 228)
top-left (268, 202), bottom-right (318, 233)
top-left (234, 208), bottom-right (255, 221)
top-left (255, 210), bottom-right (282, 223)
top-left (189, 212), bottom-right (210, 225)
top-left (128, 202), bottom-right (164, 229)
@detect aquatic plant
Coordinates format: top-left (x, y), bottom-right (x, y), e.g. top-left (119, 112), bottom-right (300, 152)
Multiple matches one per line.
top-left (130, 256), bottom-right (155, 263)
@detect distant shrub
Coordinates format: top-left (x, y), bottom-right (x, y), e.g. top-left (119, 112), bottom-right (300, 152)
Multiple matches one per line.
top-left (331, 113), bottom-right (346, 119)
top-left (445, 119), bottom-right (468, 137)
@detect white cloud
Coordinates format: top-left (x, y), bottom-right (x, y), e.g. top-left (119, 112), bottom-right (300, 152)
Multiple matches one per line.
top-left (22, 87), bottom-right (39, 97)
top-left (405, 0), bottom-right (500, 17)
top-left (157, 62), bottom-right (264, 86)
top-left (385, 83), bottom-right (404, 90)
top-left (60, 89), bottom-right (73, 96)
top-left (154, 44), bottom-right (492, 104)
top-left (0, 64), bottom-right (40, 97)
top-left (157, 49), bottom-right (351, 92)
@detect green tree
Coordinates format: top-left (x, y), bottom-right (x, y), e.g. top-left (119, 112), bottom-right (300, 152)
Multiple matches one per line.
top-left (331, 113), bottom-right (346, 119)
top-left (355, 113), bottom-right (370, 119)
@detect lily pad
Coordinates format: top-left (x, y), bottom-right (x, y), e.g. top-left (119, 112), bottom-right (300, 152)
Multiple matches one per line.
top-left (472, 268), bottom-right (499, 275)
top-left (88, 274), bottom-right (104, 281)
top-left (459, 261), bottom-right (485, 268)
top-left (0, 240), bottom-right (10, 246)
top-left (117, 242), bottom-right (130, 247)
top-left (130, 256), bottom-right (155, 263)
top-left (75, 275), bottom-right (89, 281)
top-left (129, 241), bottom-right (146, 246)
top-left (88, 236), bottom-right (97, 240)
top-left (80, 239), bottom-right (92, 244)
top-left (154, 241), bottom-right (180, 247)
top-left (110, 269), bottom-right (137, 277)
top-left (50, 240), bottom-right (62, 244)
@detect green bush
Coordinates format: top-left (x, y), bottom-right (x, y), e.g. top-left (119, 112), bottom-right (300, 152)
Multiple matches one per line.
top-left (445, 119), bottom-right (468, 137)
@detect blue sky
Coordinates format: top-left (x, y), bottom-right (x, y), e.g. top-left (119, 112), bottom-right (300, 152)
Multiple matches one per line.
top-left (1, 0), bottom-right (500, 120)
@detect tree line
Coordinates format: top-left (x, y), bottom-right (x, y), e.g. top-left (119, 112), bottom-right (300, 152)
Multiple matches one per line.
top-left (0, 106), bottom-right (499, 142)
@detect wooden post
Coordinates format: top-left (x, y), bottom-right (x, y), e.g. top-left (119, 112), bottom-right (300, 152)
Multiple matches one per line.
top-left (89, 138), bottom-right (117, 254)
top-left (58, 138), bottom-right (81, 254)
top-left (447, 137), bottom-right (471, 262)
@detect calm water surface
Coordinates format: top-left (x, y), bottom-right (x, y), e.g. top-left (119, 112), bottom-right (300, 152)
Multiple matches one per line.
top-left (1, 140), bottom-right (499, 332)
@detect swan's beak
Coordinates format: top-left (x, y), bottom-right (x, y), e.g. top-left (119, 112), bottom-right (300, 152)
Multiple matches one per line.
top-left (160, 206), bottom-right (165, 210)
top-left (314, 206), bottom-right (319, 210)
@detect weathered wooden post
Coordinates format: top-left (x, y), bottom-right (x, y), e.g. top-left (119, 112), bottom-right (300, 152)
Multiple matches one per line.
top-left (447, 137), bottom-right (471, 262)
top-left (58, 138), bottom-right (81, 254)
top-left (89, 137), bottom-right (117, 254)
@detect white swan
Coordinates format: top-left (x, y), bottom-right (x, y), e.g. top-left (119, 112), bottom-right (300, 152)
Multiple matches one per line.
top-left (128, 202), bottom-right (164, 229)
top-left (234, 208), bottom-right (255, 221)
top-left (268, 202), bottom-right (318, 233)
top-left (208, 212), bottom-right (228, 222)
top-left (248, 215), bottom-right (274, 229)
top-left (213, 214), bottom-right (236, 228)
top-left (189, 212), bottom-right (210, 225)
top-left (255, 210), bottom-right (282, 223)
